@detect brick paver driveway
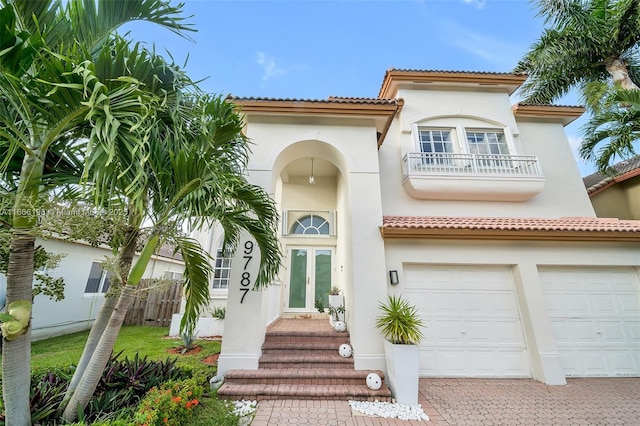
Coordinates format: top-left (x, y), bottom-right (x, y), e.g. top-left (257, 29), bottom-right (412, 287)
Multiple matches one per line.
top-left (420, 378), bottom-right (640, 425)
top-left (251, 378), bottom-right (640, 425)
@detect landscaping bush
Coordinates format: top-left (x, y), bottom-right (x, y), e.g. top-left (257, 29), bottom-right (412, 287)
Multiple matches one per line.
top-left (84, 351), bottom-right (192, 423)
top-left (132, 377), bottom-right (204, 426)
top-left (0, 352), bottom-right (192, 425)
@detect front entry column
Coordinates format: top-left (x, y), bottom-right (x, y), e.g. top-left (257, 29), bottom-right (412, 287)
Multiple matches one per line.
top-left (347, 172), bottom-right (388, 372)
top-left (217, 236), bottom-right (268, 376)
top-left (513, 263), bottom-right (566, 385)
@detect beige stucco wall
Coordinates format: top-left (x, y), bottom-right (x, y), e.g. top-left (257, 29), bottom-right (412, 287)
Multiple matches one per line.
top-left (589, 176), bottom-right (640, 220)
top-left (625, 178), bottom-right (640, 218)
top-left (379, 87), bottom-right (595, 218)
top-left (203, 115), bottom-right (390, 369)
top-left (591, 185), bottom-right (634, 219)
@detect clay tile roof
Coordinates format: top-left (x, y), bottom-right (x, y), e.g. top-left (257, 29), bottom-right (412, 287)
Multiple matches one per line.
top-left (386, 68), bottom-right (524, 76)
top-left (381, 216), bottom-right (640, 242)
top-left (229, 96), bottom-right (399, 106)
top-left (583, 155), bottom-right (640, 195)
top-left (378, 68), bottom-right (528, 98)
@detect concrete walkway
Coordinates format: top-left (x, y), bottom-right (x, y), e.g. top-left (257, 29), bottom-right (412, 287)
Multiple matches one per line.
top-left (249, 378), bottom-right (640, 425)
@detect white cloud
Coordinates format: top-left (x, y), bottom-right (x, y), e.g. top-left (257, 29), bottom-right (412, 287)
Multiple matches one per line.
top-left (435, 17), bottom-right (525, 69)
top-left (462, 0), bottom-right (486, 9)
top-left (256, 52), bottom-right (286, 81)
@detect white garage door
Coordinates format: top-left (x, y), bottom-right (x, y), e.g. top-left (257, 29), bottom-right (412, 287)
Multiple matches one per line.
top-left (540, 267), bottom-right (640, 377)
top-left (404, 265), bottom-right (531, 378)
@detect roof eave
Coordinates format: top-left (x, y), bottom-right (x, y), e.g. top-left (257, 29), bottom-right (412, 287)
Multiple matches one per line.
top-left (231, 99), bottom-right (400, 117)
top-left (379, 227), bottom-right (640, 242)
top-left (379, 70), bottom-right (528, 98)
top-left (512, 104), bottom-right (586, 126)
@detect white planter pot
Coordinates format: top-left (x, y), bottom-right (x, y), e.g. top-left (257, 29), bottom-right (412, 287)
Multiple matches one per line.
top-left (328, 294), bottom-right (345, 324)
top-left (383, 340), bottom-right (420, 405)
top-left (328, 294), bottom-right (344, 308)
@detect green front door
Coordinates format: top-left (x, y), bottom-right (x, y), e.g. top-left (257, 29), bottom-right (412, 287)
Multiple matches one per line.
top-left (287, 247), bottom-right (332, 312)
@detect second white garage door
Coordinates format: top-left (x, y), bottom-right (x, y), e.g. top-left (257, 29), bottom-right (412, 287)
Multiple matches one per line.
top-left (404, 265), bottom-right (531, 378)
top-left (540, 267), bottom-right (640, 377)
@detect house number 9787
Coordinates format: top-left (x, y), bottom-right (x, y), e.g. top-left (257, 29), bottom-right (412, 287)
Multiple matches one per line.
top-left (240, 240), bottom-right (253, 303)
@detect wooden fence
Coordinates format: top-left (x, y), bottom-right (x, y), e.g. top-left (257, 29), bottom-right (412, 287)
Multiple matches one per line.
top-left (123, 279), bottom-right (183, 327)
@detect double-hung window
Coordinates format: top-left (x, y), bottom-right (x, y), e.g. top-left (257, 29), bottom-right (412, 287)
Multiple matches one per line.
top-left (466, 130), bottom-right (510, 167)
top-left (417, 129), bottom-right (454, 164)
top-left (212, 247), bottom-right (232, 289)
top-left (84, 262), bottom-right (113, 295)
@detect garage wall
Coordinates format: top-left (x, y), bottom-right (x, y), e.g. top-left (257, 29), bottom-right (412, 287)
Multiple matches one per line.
top-left (540, 267), bottom-right (640, 377)
top-left (405, 265), bottom-right (530, 377)
top-left (383, 239), bottom-right (640, 384)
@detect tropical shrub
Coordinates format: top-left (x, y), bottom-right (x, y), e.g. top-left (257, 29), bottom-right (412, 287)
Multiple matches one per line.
top-left (0, 352), bottom-right (192, 424)
top-left (133, 377), bottom-right (204, 426)
top-left (376, 295), bottom-right (425, 345)
top-left (84, 352), bottom-right (191, 423)
top-left (209, 306), bottom-right (226, 320)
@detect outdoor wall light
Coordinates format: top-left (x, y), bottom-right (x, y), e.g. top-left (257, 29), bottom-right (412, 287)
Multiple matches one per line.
top-left (309, 157), bottom-right (315, 184)
top-left (389, 270), bottom-right (399, 285)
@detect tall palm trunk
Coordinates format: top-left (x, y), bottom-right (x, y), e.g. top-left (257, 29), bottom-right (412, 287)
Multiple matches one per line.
top-left (3, 149), bottom-right (45, 426)
top-left (606, 58), bottom-right (640, 91)
top-left (64, 226), bottom-right (139, 400)
top-left (62, 284), bottom-right (137, 423)
top-left (2, 232), bottom-right (34, 426)
top-left (62, 232), bottom-right (159, 422)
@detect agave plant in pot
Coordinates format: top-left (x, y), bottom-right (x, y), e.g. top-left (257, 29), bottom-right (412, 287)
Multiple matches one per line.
top-left (375, 294), bottom-right (424, 404)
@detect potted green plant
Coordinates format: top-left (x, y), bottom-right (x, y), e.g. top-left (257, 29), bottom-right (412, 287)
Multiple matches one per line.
top-left (328, 287), bottom-right (344, 325)
top-left (375, 294), bottom-right (424, 404)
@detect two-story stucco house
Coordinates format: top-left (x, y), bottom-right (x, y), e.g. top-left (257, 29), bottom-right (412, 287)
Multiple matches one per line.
top-left (190, 69), bottom-right (640, 387)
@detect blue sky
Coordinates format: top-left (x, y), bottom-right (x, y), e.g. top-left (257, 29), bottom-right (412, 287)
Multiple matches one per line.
top-left (125, 0), bottom-right (594, 175)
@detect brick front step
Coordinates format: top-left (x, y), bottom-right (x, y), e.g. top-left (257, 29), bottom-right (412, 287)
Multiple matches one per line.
top-left (263, 332), bottom-right (349, 346)
top-left (261, 348), bottom-right (350, 358)
top-left (261, 340), bottom-right (347, 351)
top-left (259, 353), bottom-right (354, 369)
top-left (217, 383), bottom-right (392, 401)
top-left (224, 368), bottom-right (386, 386)
top-left (217, 318), bottom-right (393, 401)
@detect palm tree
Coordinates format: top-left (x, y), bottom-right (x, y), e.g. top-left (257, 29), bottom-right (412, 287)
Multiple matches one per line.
top-left (0, 1), bottom-right (192, 423)
top-left (580, 88), bottom-right (640, 172)
top-left (61, 89), bottom-right (282, 421)
top-left (514, 0), bottom-right (640, 105)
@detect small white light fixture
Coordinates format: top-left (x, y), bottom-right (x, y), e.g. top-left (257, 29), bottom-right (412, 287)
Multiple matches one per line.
top-left (309, 158), bottom-right (315, 184)
top-left (389, 270), bottom-right (399, 285)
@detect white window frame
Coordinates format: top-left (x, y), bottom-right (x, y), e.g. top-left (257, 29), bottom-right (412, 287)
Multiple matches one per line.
top-left (413, 123), bottom-right (517, 156)
top-left (282, 210), bottom-right (336, 237)
top-left (84, 262), bottom-right (113, 296)
top-left (212, 245), bottom-right (232, 290)
top-left (163, 271), bottom-right (183, 280)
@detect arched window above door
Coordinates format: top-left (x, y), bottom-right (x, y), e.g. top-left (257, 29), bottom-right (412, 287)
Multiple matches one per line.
top-left (290, 214), bottom-right (330, 235)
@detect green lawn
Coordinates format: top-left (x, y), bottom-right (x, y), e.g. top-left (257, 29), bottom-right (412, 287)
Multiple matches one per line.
top-left (3, 326), bottom-right (241, 425)
top-left (29, 326), bottom-right (221, 377)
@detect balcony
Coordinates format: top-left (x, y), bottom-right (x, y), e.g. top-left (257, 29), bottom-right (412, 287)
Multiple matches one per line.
top-left (401, 153), bottom-right (545, 201)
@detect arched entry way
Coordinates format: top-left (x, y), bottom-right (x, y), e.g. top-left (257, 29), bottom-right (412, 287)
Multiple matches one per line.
top-left (270, 141), bottom-right (349, 314)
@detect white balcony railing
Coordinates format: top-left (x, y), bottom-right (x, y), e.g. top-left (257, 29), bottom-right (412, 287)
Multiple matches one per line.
top-left (402, 153), bottom-right (543, 177)
top-left (400, 152), bottom-right (545, 201)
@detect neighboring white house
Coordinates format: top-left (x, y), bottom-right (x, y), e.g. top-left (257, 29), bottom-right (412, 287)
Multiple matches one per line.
top-left (185, 69), bottom-right (640, 386)
top-left (0, 237), bottom-right (184, 341)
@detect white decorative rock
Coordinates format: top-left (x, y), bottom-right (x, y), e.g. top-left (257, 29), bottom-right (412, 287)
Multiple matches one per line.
top-left (339, 343), bottom-right (352, 358)
top-left (334, 321), bottom-right (346, 332)
top-left (366, 372), bottom-right (382, 390)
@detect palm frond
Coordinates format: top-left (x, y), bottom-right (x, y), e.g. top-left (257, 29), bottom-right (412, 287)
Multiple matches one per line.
top-left (581, 88), bottom-right (640, 173)
top-left (174, 235), bottom-right (214, 334)
top-left (65, 0), bottom-right (195, 53)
